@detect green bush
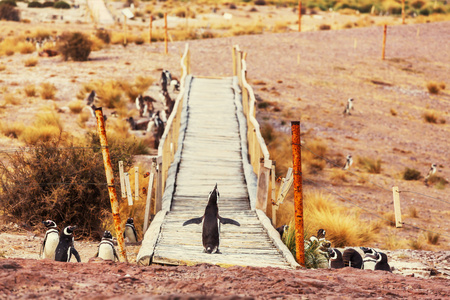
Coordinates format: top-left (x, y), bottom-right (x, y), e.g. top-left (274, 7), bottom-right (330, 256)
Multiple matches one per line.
top-left (28, 1), bottom-right (43, 7)
top-left (0, 0), bottom-right (17, 6)
top-left (0, 2), bottom-right (19, 21)
top-left (0, 135), bottom-right (143, 239)
top-left (54, 1), bottom-right (70, 9)
top-left (58, 31), bottom-right (92, 62)
top-left (42, 1), bottom-right (54, 7)
top-left (403, 168), bottom-right (422, 181)
top-left (95, 29), bottom-right (111, 44)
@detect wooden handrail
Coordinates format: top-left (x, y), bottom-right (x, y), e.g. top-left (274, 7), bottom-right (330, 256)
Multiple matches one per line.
top-left (233, 45), bottom-right (273, 216)
top-left (154, 44), bottom-right (190, 212)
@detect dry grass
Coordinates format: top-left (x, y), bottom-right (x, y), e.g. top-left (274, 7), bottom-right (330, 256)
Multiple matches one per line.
top-left (79, 79), bottom-right (127, 109)
top-left (422, 109), bottom-right (440, 124)
top-left (408, 235), bottom-right (427, 250)
top-left (227, 23), bottom-right (264, 36)
top-left (0, 121), bottom-right (26, 139)
top-left (357, 156), bottom-right (382, 173)
top-left (383, 230), bottom-right (407, 249)
top-left (390, 108), bottom-right (397, 116)
top-left (425, 231), bottom-right (440, 245)
top-left (302, 139), bottom-right (327, 174)
top-left (330, 168), bottom-right (348, 184)
top-left (272, 21), bottom-right (290, 33)
top-left (20, 110), bottom-right (63, 145)
top-left (68, 100), bottom-right (85, 114)
top-left (40, 82), bottom-right (57, 99)
top-left (382, 211), bottom-right (396, 227)
top-left (24, 57), bottom-right (38, 67)
top-left (77, 111), bottom-right (91, 127)
top-left (426, 81), bottom-right (440, 94)
top-left (0, 64), bottom-right (6, 71)
top-left (18, 42), bottom-right (35, 54)
top-left (4, 93), bottom-right (21, 105)
top-left (408, 206), bottom-right (419, 218)
top-left (24, 84), bottom-right (37, 97)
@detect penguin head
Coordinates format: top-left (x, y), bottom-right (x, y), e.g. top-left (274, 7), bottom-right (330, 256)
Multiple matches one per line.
top-left (63, 225), bottom-right (77, 236)
top-left (348, 98), bottom-right (354, 102)
top-left (317, 229), bottom-right (326, 239)
top-left (126, 218), bottom-right (134, 225)
top-left (360, 247), bottom-right (377, 255)
top-left (42, 220), bottom-right (57, 228)
top-left (103, 230), bottom-right (112, 239)
top-left (207, 184), bottom-right (219, 205)
top-left (328, 248), bottom-right (341, 260)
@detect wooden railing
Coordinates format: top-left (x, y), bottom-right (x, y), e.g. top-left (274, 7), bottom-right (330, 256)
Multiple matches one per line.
top-left (232, 45), bottom-right (275, 218)
top-left (153, 44), bottom-right (190, 213)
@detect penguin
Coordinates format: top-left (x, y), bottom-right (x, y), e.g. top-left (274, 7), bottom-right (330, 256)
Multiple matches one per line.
top-left (343, 98), bottom-right (354, 115)
top-left (342, 247), bottom-right (363, 269)
top-left (343, 155), bottom-right (353, 170)
top-left (160, 70), bottom-right (172, 93)
top-left (363, 253), bottom-right (378, 270)
top-left (40, 220), bottom-right (59, 260)
top-left (54, 226), bottom-right (81, 262)
top-left (147, 111), bottom-right (165, 148)
top-left (86, 90), bottom-right (96, 106)
top-left (183, 184), bottom-right (240, 254)
top-left (328, 248), bottom-right (345, 269)
top-left (425, 163), bottom-right (437, 186)
top-left (276, 225), bottom-right (288, 237)
top-left (309, 228), bottom-right (326, 244)
top-left (95, 230), bottom-right (119, 261)
top-left (123, 217), bottom-right (138, 243)
top-left (375, 252), bottom-right (392, 272)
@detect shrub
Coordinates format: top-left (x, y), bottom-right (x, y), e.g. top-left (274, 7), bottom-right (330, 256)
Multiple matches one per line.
top-left (411, 0), bottom-right (425, 9)
top-left (0, 0), bottom-right (16, 6)
top-left (58, 31), bottom-right (92, 62)
top-left (254, 0), bottom-right (266, 5)
top-left (319, 24), bottom-right (331, 30)
top-left (0, 121), bottom-right (25, 138)
top-left (422, 110), bottom-right (439, 123)
top-left (4, 93), bottom-right (20, 105)
top-left (426, 81), bottom-right (440, 94)
top-left (19, 111), bottom-right (63, 144)
top-left (0, 64), bottom-right (5, 71)
top-left (42, 1), bottom-right (54, 7)
top-left (40, 82), bottom-right (57, 99)
top-left (439, 82), bottom-right (446, 90)
top-left (68, 100), bottom-right (85, 113)
top-left (54, 1), bottom-right (70, 9)
top-left (0, 135), bottom-right (138, 239)
top-left (426, 231), bottom-right (440, 245)
top-left (403, 168), bottom-right (422, 180)
top-left (28, 1), bottom-right (42, 7)
top-left (0, 2), bottom-right (20, 21)
top-left (134, 36), bottom-right (145, 45)
top-left (95, 29), bottom-right (111, 44)
top-left (357, 156), bottom-right (382, 174)
top-left (24, 84), bottom-right (37, 97)
top-left (24, 57), bottom-right (38, 67)
top-left (408, 206), bottom-right (418, 218)
top-left (18, 42), bottom-right (36, 54)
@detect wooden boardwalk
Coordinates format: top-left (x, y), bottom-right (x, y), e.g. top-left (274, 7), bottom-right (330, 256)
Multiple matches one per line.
top-left (138, 76), bottom-right (298, 269)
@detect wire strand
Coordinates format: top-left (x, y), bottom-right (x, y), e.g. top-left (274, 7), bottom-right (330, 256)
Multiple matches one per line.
top-left (400, 190), bottom-right (450, 205)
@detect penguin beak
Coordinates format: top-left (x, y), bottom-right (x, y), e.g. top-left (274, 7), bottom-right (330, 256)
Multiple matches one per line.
top-left (71, 225), bottom-right (77, 230)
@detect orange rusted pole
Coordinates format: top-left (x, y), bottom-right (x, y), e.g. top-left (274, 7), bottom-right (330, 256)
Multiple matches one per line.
top-left (95, 107), bottom-right (128, 263)
top-left (164, 12), bottom-right (168, 54)
top-left (291, 121), bottom-right (305, 267)
top-left (149, 15), bottom-right (153, 44)
top-left (401, 0), bottom-right (405, 24)
top-left (298, 0), bottom-right (302, 32)
top-left (381, 24), bottom-right (387, 60)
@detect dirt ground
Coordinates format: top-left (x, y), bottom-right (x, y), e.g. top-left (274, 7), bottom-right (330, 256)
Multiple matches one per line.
top-left (0, 2), bottom-right (449, 298)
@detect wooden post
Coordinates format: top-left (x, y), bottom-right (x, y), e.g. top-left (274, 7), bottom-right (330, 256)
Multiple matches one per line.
top-left (256, 158), bottom-right (271, 214)
top-left (291, 121), bottom-right (305, 267)
top-left (123, 15), bottom-right (127, 45)
top-left (270, 162), bottom-right (276, 225)
top-left (149, 15), bottom-right (153, 44)
top-left (143, 160), bottom-right (156, 233)
top-left (124, 172), bottom-right (133, 206)
top-left (381, 24), bottom-right (387, 60)
top-left (298, 0), bottom-right (302, 32)
top-left (155, 156), bottom-right (163, 213)
top-left (119, 161), bottom-right (126, 199)
top-left (94, 107), bottom-right (127, 262)
top-left (232, 46), bottom-right (236, 76)
top-left (401, 0), bottom-right (405, 24)
top-left (134, 166), bottom-right (139, 203)
top-left (164, 12), bottom-right (168, 54)
top-left (392, 186), bottom-right (403, 228)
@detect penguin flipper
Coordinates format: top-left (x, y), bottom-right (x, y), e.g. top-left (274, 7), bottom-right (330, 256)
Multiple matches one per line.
top-left (40, 237), bottom-right (46, 258)
top-left (183, 217), bottom-right (203, 226)
top-left (71, 248), bottom-right (81, 262)
top-left (114, 249), bottom-right (120, 262)
top-left (219, 217), bottom-right (240, 226)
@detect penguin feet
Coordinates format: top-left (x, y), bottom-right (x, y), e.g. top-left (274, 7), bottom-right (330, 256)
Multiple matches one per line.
top-left (215, 249), bottom-right (222, 254)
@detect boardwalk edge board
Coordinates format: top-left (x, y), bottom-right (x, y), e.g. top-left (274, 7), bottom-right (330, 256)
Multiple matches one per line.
top-left (233, 76), bottom-right (258, 210)
top-left (136, 210), bottom-right (168, 265)
top-left (255, 209), bottom-right (302, 269)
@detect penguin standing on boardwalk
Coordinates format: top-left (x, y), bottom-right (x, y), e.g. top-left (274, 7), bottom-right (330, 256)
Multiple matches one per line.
top-left (95, 230), bottom-right (119, 261)
top-left (328, 248), bottom-right (345, 269)
top-left (343, 155), bottom-right (353, 170)
top-left (375, 252), bottom-right (392, 272)
top-left (343, 98), bottom-right (354, 115)
top-left (55, 226), bottom-right (81, 262)
top-left (183, 184), bottom-right (240, 254)
top-left (40, 220), bottom-right (59, 260)
top-left (124, 217), bottom-right (138, 243)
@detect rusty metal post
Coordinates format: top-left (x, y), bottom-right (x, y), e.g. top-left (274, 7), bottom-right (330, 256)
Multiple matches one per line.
top-left (164, 12), bottom-right (168, 54)
top-left (291, 121), bottom-right (305, 267)
top-left (298, 0), bottom-right (302, 32)
top-left (94, 107), bottom-right (128, 263)
top-left (381, 24), bottom-right (387, 60)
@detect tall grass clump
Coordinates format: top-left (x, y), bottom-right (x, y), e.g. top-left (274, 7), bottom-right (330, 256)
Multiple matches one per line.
top-left (403, 168), bottom-right (422, 180)
top-left (0, 2), bottom-right (20, 21)
top-left (425, 231), bottom-right (440, 245)
top-left (4, 93), bottom-right (21, 105)
top-left (0, 135), bottom-right (138, 239)
top-left (68, 100), bottom-right (85, 113)
top-left (422, 110), bottom-right (440, 124)
top-left (24, 57), bottom-right (38, 67)
top-left (426, 81), bottom-right (440, 94)
top-left (0, 121), bottom-right (25, 138)
top-left (357, 156), bottom-right (382, 173)
top-left (58, 31), bottom-right (92, 61)
top-left (79, 80), bottom-right (124, 109)
top-left (24, 84), bottom-right (37, 97)
top-left (19, 110), bottom-right (63, 144)
top-left (40, 82), bottom-right (57, 99)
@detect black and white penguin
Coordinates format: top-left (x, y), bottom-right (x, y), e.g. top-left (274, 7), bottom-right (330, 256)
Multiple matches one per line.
top-left (343, 98), bottom-right (354, 115)
top-left (425, 163), bottom-right (437, 186)
top-left (375, 252), bottom-right (392, 272)
top-left (183, 184), bottom-right (240, 254)
top-left (160, 70), bottom-right (172, 93)
top-left (95, 230), bottom-right (119, 261)
top-left (342, 248), bottom-right (363, 269)
top-left (123, 217), bottom-right (138, 243)
top-left (55, 226), bottom-right (81, 262)
top-left (343, 155), bottom-right (353, 170)
top-left (147, 111), bottom-right (165, 148)
top-left (40, 220), bottom-right (59, 260)
top-left (328, 248), bottom-right (345, 269)
top-left (309, 229), bottom-right (326, 243)
top-left (86, 90), bottom-right (96, 106)
top-left (276, 225), bottom-right (288, 237)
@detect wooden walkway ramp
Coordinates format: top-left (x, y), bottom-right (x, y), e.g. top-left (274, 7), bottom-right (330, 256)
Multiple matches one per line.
top-left (138, 76), bottom-right (298, 269)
